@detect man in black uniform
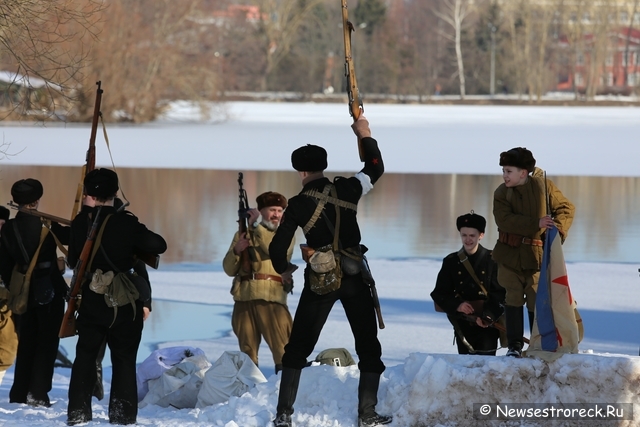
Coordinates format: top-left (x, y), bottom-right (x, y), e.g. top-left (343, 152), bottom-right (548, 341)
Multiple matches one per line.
top-left (431, 212), bottom-right (505, 355)
top-left (269, 116), bottom-right (391, 427)
top-left (0, 178), bottom-right (69, 406)
top-left (66, 169), bottom-right (166, 425)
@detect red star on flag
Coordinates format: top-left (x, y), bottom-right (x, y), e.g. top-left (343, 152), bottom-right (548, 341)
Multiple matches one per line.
top-left (372, 158), bottom-right (379, 165)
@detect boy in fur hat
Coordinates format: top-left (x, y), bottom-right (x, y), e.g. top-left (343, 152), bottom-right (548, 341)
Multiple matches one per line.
top-left (223, 190), bottom-right (295, 374)
top-left (492, 147), bottom-right (575, 358)
top-left (431, 212), bottom-right (505, 355)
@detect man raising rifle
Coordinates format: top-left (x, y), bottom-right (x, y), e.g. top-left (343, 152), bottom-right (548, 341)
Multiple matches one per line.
top-left (269, 115), bottom-right (391, 427)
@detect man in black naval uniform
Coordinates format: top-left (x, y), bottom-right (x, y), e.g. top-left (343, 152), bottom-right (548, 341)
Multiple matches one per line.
top-left (269, 116), bottom-right (391, 427)
top-left (0, 178), bottom-right (69, 407)
top-left (431, 212), bottom-right (505, 355)
top-left (66, 169), bottom-right (166, 425)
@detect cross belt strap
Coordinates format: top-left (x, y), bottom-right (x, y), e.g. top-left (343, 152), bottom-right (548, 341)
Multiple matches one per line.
top-left (457, 249), bottom-right (489, 296)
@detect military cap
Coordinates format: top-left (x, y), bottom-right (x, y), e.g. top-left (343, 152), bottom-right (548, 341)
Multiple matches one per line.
top-left (256, 191), bottom-right (287, 211)
top-left (0, 206), bottom-right (9, 221)
top-left (84, 168), bottom-right (119, 198)
top-left (499, 147), bottom-right (536, 172)
top-left (456, 212), bottom-right (486, 233)
top-left (11, 178), bottom-right (43, 205)
top-left (291, 144), bottom-right (328, 172)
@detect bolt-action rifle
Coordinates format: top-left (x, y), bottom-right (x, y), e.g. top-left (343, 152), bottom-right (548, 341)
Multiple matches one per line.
top-left (341, 0), bottom-right (365, 161)
top-left (361, 255), bottom-right (385, 329)
top-left (237, 173), bottom-right (256, 272)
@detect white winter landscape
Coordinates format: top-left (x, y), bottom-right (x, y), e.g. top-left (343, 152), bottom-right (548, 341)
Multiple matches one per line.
top-left (0, 102), bottom-right (639, 426)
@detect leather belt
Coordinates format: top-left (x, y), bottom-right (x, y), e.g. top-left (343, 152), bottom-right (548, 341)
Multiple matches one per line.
top-left (240, 273), bottom-right (282, 283)
top-left (522, 238), bottom-right (543, 247)
top-left (18, 261), bottom-right (51, 273)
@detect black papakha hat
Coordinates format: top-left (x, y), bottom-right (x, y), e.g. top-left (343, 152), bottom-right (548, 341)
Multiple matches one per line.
top-left (499, 147), bottom-right (536, 172)
top-left (84, 168), bottom-right (119, 198)
top-left (456, 212), bottom-right (486, 233)
top-left (291, 144), bottom-right (328, 172)
top-left (256, 191), bottom-right (287, 211)
top-left (0, 206), bottom-right (10, 221)
top-left (11, 178), bottom-right (43, 205)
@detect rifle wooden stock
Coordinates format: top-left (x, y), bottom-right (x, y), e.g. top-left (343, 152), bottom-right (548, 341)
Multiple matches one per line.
top-left (71, 81), bottom-right (102, 220)
top-left (461, 312), bottom-right (530, 345)
top-left (59, 207), bottom-right (103, 338)
top-left (341, 0), bottom-right (364, 161)
top-left (8, 202), bottom-right (71, 226)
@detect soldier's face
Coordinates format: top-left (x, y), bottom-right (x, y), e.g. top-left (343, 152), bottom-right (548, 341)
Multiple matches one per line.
top-left (502, 166), bottom-right (528, 187)
top-left (459, 227), bottom-right (483, 253)
top-left (261, 206), bottom-right (284, 228)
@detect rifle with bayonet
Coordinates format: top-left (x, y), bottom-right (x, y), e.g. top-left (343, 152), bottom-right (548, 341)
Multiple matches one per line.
top-left (341, 0), bottom-right (365, 161)
top-left (71, 81), bottom-right (102, 220)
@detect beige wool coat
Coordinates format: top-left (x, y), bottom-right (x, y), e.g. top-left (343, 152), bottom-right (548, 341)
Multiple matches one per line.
top-left (223, 223), bottom-right (295, 306)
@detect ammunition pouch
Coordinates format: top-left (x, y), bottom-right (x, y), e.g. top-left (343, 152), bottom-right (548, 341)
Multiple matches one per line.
top-left (307, 245), bottom-right (342, 295)
top-left (340, 246), bottom-right (363, 276)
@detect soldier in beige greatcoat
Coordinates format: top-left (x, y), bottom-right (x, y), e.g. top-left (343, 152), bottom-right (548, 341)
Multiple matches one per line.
top-left (492, 147), bottom-right (575, 358)
top-left (223, 191), bottom-right (295, 373)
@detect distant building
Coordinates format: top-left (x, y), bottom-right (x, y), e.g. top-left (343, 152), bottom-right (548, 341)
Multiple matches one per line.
top-left (556, 27), bottom-right (640, 94)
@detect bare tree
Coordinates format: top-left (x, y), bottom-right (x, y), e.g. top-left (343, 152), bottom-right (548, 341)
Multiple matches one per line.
top-left (433, 0), bottom-right (473, 99)
top-left (0, 0), bottom-right (104, 119)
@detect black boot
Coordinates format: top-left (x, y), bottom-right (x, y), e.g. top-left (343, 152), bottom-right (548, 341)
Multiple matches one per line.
top-left (505, 305), bottom-right (524, 358)
top-left (358, 372), bottom-right (392, 427)
top-left (528, 311), bottom-right (535, 335)
top-left (273, 368), bottom-right (301, 427)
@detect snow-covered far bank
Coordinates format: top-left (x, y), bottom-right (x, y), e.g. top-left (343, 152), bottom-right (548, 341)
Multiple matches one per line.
top-left (0, 101), bottom-right (638, 176)
top-left (1, 258), bottom-right (639, 426)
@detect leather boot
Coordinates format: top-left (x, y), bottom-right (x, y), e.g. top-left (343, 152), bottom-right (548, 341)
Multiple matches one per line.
top-left (528, 311), bottom-right (535, 335)
top-left (273, 368), bottom-right (301, 427)
top-left (358, 372), bottom-right (392, 427)
top-left (505, 305), bottom-right (524, 358)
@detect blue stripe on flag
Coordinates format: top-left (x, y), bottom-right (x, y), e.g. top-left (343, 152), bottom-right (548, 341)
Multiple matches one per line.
top-left (537, 227), bottom-right (558, 351)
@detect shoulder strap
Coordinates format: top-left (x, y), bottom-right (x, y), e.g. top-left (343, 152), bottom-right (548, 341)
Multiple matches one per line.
top-left (12, 221), bottom-right (31, 265)
top-left (457, 248), bottom-right (488, 296)
top-left (44, 220), bottom-right (69, 257)
top-left (87, 214), bottom-right (114, 273)
top-left (302, 184), bottom-right (332, 235)
top-left (23, 226), bottom-right (49, 286)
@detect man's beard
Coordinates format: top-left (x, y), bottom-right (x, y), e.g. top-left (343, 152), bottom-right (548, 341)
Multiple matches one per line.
top-left (262, 219), bottom-right (279, 231)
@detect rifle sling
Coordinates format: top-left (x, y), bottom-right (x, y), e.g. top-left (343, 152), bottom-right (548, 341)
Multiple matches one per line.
top-left (457, 249), bottom-right (489, 296)
top-left (302, 185), bottom-right (332, 235)
top-left (77, 214), bottom-right (113, 301)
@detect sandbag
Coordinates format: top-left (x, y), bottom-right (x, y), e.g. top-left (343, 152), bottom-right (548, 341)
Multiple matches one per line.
top-left (138, 354), bottom-right (211, 409)
top-left (196, 351), bottom-right (266, 408)
top-left (136, 346), bottom-right (205, 402)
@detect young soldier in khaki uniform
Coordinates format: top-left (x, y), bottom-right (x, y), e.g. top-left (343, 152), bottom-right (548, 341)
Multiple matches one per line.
top-left (492, 147), bottom-right (575, 358)
top-left (223, 191), bottom-right (295, 374)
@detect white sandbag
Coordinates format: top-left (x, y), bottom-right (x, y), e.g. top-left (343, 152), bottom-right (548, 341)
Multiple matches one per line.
top-left (136, 346), bottom-right (205, 401)
top-left (196, 351), bottom-right (267, 408)
top-left (139, 354), bottom-right (211, 409)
